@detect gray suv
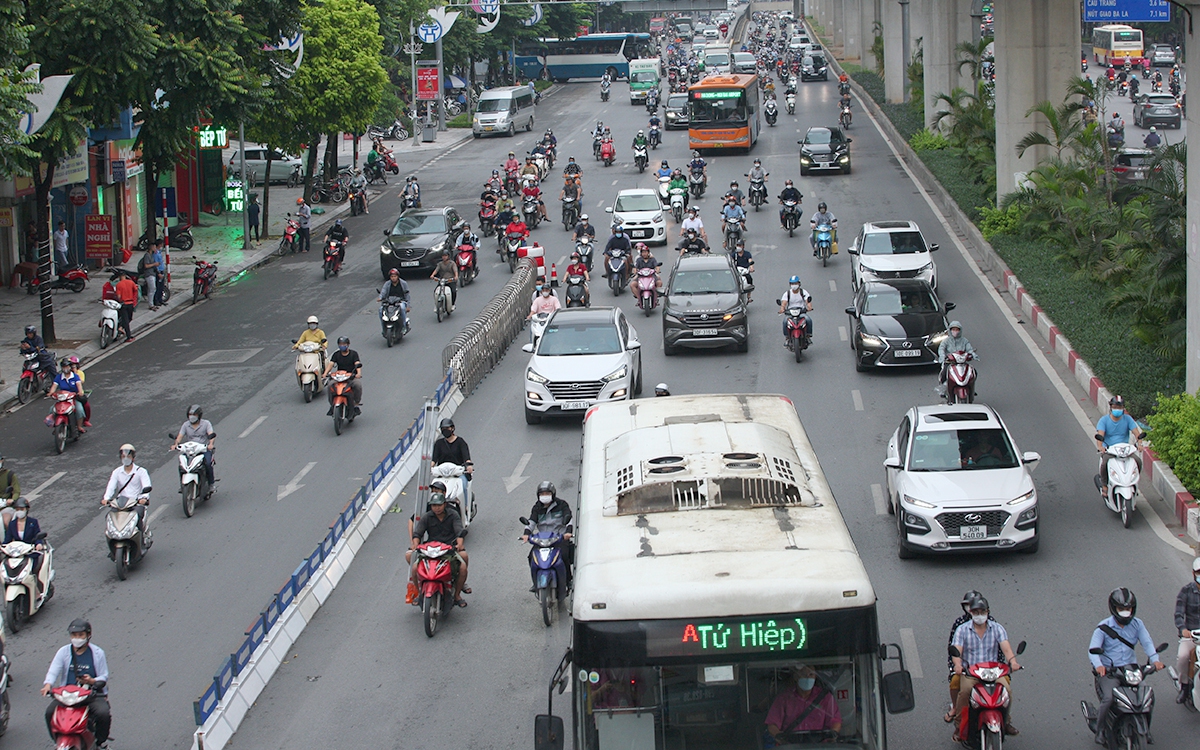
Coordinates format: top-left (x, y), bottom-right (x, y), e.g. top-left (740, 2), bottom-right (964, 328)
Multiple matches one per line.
top-left (662, 254), bottom-right (750, 355)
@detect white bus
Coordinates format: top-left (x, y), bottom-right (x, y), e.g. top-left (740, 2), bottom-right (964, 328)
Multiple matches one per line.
top-left (1091, 24), bottom-right (1144, 66)
top-left (535, 394), bottom-right (914, 750)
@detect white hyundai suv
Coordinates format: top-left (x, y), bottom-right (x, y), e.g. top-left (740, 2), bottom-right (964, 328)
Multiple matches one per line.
top-left (885, 404), bottom-right (1041, 557)
top-left (848, 220), bottom-right (939, 291)
top-left (606, 188), bottom-right (668, 246)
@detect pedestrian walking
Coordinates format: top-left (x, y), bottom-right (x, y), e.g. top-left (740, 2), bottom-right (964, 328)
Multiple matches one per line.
top-left (247, 193), bottom-right (261, 242)
top-left (52, 220), bottom-right (69, 270)
top-left (114, 271), bottom-right (138, 342)
top-left (296, 198), bottom-right (311, 252)
top-left (152, 239), bottom-right (167, 308)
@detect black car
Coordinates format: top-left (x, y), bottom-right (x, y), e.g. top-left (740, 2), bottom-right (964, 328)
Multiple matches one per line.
top-left (379, 207), bottom-right (465, 277)
top-left (662, 254), bottom-right (750, 355)
top-left (664, 93), bottom-right (690, 130)
top-left (845, 279), bottom-right (955, 371)
top-left (799, 126), bottom-right (852, 175)
top-left (800, 54), bottom-right (828, 81)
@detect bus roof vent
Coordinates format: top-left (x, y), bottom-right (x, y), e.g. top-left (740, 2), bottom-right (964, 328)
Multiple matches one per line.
top-left (615, 464), bottom-right (635, 494)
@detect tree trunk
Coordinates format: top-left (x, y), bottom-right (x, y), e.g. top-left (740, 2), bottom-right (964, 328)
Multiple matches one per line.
top-left (304, 137), bottom-right (320, 201)
top-left (32, 160), bottom-right (57, 341)
top-left (143, 165), bottom-right (160, 244)
top-left (323, 132), bottom-right (338, 180)
top-left (263, 150), bottom-right (273, 238)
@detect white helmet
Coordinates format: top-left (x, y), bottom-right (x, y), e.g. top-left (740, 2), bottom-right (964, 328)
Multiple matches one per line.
top-left (307, 315), bottom-right (319, 325)
top-left (1192, 556), bottom-right (1200, 575)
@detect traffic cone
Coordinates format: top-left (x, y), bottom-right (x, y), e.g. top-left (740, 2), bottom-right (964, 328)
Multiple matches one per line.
top-left (550, 262), bottom-right (559, 287)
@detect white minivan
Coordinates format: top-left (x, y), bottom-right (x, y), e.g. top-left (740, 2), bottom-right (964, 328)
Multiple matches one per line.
top-left (472, 86), bottom-right (536, 138)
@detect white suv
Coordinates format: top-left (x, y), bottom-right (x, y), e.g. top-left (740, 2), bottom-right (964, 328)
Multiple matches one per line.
top-left (606, 189), bottom-right (668, 246)
top-left (885, 404), bottom-right (1041, 557)
top-left (848, 220), bottom-right (939, 291)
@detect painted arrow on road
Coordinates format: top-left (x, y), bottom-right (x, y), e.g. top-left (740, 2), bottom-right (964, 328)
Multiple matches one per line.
top-left (277, 462), bottom-right (318, 501)
top-left (23, 471), bottom-right (65, 501)
top-left (504, 453), bottom-right (533, 494)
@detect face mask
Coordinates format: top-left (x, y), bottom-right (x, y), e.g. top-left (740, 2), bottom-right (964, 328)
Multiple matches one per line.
top-left (790, 285), bottom-right (800, 292)
top-left (796, 677), bottom-right (816, 691)
top-left (1194, 575), bottom-right (1200, 584)
top-left (1112, 409), bottom-right (1124, 417)
top-left (189, 415), bottom-right (199, 424)
top-left (441, 428), bottom-right (453, 437)
top-left (1117, 609), bottom-right (1133, 620)
top-left (971, 614), bottom-right (988, 626)
top-left (339, 345), bottom-right (349, 352)
top-left (539, 494), bottom-right (553, 504)
top-left (542, 290), bottom-right (551, 297)
top-left (308, 324), bottom-right (317, 330)
top-left (122, 457), bottom-right (133, 467)
top-left (71, 637), bottom-right (87, 649)
top-left (15, 510), bottom-right (26, 520)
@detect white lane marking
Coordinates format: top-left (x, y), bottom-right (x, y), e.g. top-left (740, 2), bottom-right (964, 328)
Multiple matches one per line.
top-left (597, 200), bottom-right (604, 208)
top-left (492, 263), bottom-right (506, 268)
top-left (611, 179), bottom-right (618, 186)
top-left (567, 138), bottom-right (576, 144)
top-left (504, 453), bottom-right (534, 493)
top-left (838, 326), bottom-right (848, 341)
top-left (148, 504), bottom-right (168, 525)
top-left (899, 628), bottom-right (924, 679)
top-left (852, 389), bottom-right (864, 411)
top-left (24, 471), bottom-right (66, 501)
top-left (828, 279), bottom-right (837, 292)
top-left (277, 461), bottom-right (318, 501)
top-left (238, 415), bottom-right (268, 438)
top-left (870, 483), bottom-right (888, 515)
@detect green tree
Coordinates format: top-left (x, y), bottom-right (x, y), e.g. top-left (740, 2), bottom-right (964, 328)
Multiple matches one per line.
top-left (0, 0), bottom-right (38, 176)
top-left (954, 36), bottom-right (993, 85)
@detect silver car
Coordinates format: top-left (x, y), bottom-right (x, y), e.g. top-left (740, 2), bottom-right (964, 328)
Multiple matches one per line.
top-left (224, 147), bottom-right (304, 185)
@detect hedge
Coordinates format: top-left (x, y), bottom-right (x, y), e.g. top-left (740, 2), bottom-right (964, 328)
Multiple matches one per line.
top-left (1146, 392), bottom-right (1200, 493)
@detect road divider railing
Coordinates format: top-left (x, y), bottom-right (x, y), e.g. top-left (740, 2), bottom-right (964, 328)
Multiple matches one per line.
top-left (192, 370), bottom-right (460, 750)
top-left (443, 258), bottom-right (538, 395)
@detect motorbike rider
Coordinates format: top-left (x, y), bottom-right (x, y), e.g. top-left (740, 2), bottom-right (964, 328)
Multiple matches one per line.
top-left (951, 594), bottom-right (1021, 741)
top-left (408, 492), bottom-right (469, 608)
top-left (732, 240), bottom-right (754, 290)
top-left (504, 151), bottom-right (521, 181)
top-left (630, 243), bottom-right (661, 297)
top-left (1143, 126), bottom-right (1161, 149)
top-left (324, 336), bottom-right (363, 417)
top-left (559, 174), bottom-right (583, 213)
top-left (778, 180), bottom-right (804, 229)
top-left (485, 171), bottom-right (502, 196)
top-left (747, 159), bottom-right (768, 199)
top-left (632, 129), bottom-right (649, 151)
top-left (322, 219), bottom-right (349, 270)
top-left (573, 213), bottom-right (596, 241)
top-left (646, 86), bottom-right (659, 109)
top-left (402, 175), bottom-right (422, 208)
top-left (655, 160), bottom-right (673, 179)
top-left (1108, 111), bottom-right (1126, 144)
top-left (721, 194), bottom-right (747, 237)
top-left (46, 356), bottom-right (89, 430)
top-left (563, 156), bottom-right (582, 184)
top-left (668, 168), bottom-right (689, 210)
top-left (379, 269), bottom-right (411, 334)
top-left (42, 619), bottom-right (111, 748)
top-left (522, 480), bottom-right (574, 591)
top-left (521, 175), bottom-right (549, 223)
top-left (102, 443), bottom-right (152, 539)
top-left (603, 225), bottom-right (633, 279)
top-left (543, 129), bottom-right (557, 160)
top-left (566, 251), bottom-right (590, 284)
top-left (495, 197), bottom-right (517, 247)
top-left (937, 321), bottom-right (976, 395)
top-left (19, 325), bottom-right (57, 377)
top-left (5, 497), bottom-right (46, 587)
top-left (520, 155), bottom-right (541, 181)
top-left (430, 252), bottom-right (459, 307)
top-left (591, 120), bottom-right (606, 141)
top-left (688, 150), bottom-right (709, 188)
top-left (505, 214), bottom-right (530, 249)
top-left (809, 201), bottom-right (838, 256)
top-left (170, 404), bottom-right (216, 487)
top-left (1095, 395), bottom-right (1143, 498)
top-left (431, 417), bottom-right (473, 486)
top-left (528, 283), bottom-right (561, 319)
top-left (678, 226), bottom-right (709, 257)
top-left (680, 206), bottom-right (707, 243)
top-left (945, 590), bottom-right (1004, 723)
top-left (1088, 588), bottom-right (1165, 745)
top-left (365, 143), bottom-right (383, 180)
top-left (291, 315), bottom-right (327, 376)
top-left (348, 169), bottom-right (369, 213)
top-left (1175, 557), bottom-right (1200, 705)
top-left (726, 180), bottom-right (745, 207)
top-left (648, 112), bottom-right (662, 139)
top-left (838, 90), bottom-right (852, 112)
top-left (778, 275), bottom-right (814, 340)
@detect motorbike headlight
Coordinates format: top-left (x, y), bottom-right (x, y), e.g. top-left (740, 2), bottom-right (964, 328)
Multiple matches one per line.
top-left (602, 365), bottom-right (628, 383)
top-left (526, 368), bottom-right (549, 384)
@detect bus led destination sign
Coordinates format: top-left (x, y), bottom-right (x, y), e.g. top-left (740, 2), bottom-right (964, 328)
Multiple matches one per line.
top-left (648, 617), bottom-right (808, 657)
top-left (693, 90), bottom-right (742, 100)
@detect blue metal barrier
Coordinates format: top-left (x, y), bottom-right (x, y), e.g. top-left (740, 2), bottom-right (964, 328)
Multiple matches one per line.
top-left (194, 370), bottom-right (454, 726)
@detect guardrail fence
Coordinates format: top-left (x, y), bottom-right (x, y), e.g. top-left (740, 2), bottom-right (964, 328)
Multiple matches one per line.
top-left (442, 258), bottom-right (538, 394)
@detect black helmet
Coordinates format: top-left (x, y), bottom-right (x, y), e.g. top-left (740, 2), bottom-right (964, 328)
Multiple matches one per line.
top-left (439, 417), bottom-right (455, 435)
top-left (818, 202), bottom-right (827, 212)
top-left (430, 480), bottom-right (447, 494)
top-left (1109, 395), bottom-right (1125, 408)
top-left (960, 590), bottom-right (983, 612)
top-left (188, 404), bottom-right (203, 419)
top-left (337, 336), bottom-right (350, 345)
top-left (1108, 587), bottom-right (1137, 625)
top-left (24, 325), bottom-right (36, 335)
top-left (964, 594), bottom-right (989, 613)
top-left (13, 497), bottom-right (30, 510)
top-left (537, 480), bottom-right (556, 496)
top-left (68, 618), bottom-right (92, 636)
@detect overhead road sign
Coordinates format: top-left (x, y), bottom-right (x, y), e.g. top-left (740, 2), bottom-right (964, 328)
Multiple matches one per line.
top-left (1084, 0), bottom-right (1171, 23)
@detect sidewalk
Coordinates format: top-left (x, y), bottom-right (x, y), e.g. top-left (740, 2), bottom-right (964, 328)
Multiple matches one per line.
top-left (0, 129), bottom-right (475, 408)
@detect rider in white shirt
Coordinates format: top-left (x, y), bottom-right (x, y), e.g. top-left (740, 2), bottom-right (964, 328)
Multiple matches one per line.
top-left (103, 443), bottom-right (152, 538)
top-left (679, 206), bottom-right (707, 243)
top-left (778, 275), bottom-right (814, 339)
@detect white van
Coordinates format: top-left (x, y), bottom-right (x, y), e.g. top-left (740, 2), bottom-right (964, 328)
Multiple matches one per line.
top-left (472, 86), bottom-right (536, 138)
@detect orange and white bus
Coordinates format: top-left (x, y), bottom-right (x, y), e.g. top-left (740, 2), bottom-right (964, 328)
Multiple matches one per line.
top-left (687, 74), bottom-right (761, 152)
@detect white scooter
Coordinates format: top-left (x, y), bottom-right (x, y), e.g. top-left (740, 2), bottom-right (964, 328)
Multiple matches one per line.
top-left (434, 277), bottom-right (456, 322)
top-left (1094, 441), bottom-right (1141, 528)
top-left (432, 462), bottom-right (475, 529)
top-left (530, 311), bottom-right (552, 346)
top-left (292, 340), bottom-right (325, 403)
top-left (2, 537), bottom-right (53, 631)
top-left (98, 299), bottom-right (121, 349)
top-left (669, 186), bottom-right (686, 222)
top-left (174, 440), bottom-right (214, 518)
top-left (1168, 628), bottom-right (1200, 709)
top-left (105, 493), bottom-right (151, 581)
top-left (785, 91), bottom-right (796, 114)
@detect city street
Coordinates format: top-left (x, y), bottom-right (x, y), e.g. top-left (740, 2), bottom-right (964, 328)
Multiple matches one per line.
top-left (228, 66), bottom-right (1196, 750)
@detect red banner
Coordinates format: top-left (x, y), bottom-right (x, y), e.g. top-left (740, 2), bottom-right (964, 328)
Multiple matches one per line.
top-left (417, 67), bottom-right (439, 101)
top-left (85, 214), bottom-right (114, 260)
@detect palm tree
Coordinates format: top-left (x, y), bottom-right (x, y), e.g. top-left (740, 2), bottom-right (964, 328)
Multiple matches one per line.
top-left (1015, 100), bottom-right (1084, 160)
top-left (955, 36), bottom-right (994, 84)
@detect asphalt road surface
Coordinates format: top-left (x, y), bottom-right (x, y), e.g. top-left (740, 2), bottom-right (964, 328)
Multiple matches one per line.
top-left (229, 57), bottom-right (1197, 750)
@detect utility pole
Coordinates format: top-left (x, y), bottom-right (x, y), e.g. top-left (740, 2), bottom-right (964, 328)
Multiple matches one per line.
top-left (239, 120), bottom-right (250, 250)
top-left (1186, 2), bottom-right (1200, 392)
top-left (436, 38), bottom-right (447, 132)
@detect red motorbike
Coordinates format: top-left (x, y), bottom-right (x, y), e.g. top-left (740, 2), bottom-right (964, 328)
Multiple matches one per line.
top-left (455, 244), bottom-right (478, 287)
top-left (781, 305), bottom-right (811, 362)
top-left (944, 350), bottom-right (977, 405)
top-left (600, 138), bottom-right (616, 167)
top-left (377, 149), bottom-right (399, 175)
top-left (49, 390), bottom-right (83, 454)
top-left (636, 267), bottom-right (658, 315)
top-left (191, 257), bottom-right (217, 304)
top-left (279, 214), bottom-right (300, 255)
top-left (478, 200), bottom-right (497, 237)
top-left (49, 684), bottom-right (96, 749)
top-left (951, 642), bottom-right (1025, 750)
top-left (327, 370), bottom-right (357, 435)
top-left (504, 166), bottom-right (520, 196)
top-left (414, 540), bottom-right (456, 638)
top-left (26, 265), bottom-right (89, 295)
top-left (322, 239), bottom-right (344, 280)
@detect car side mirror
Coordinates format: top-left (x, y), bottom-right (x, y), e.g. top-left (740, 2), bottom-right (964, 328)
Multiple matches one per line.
top-left (930, 243), bottom-right (940, 251)
top-left (846, 138), bottom-right (853, 143)
top-left (884, 457), bottom-right (902, 469)
top-left (845, 306), bottom-right (856, 316)
top-left (945, 302), bottom-right (956, 312)
top-left (534, 715), bottom-right (565, 750)
top-left (604, 207), bottom-right (613, 213)
top-left (627, 340), bottom-right (642, 350)
top-left (847, 245), bottom-right (859, 255)
top-left (1021, 451), bottom-right (1041, 468)
top-left (522, 343), bottom-right (535, 353)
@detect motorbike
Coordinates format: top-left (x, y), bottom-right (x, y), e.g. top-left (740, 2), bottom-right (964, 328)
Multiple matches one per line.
top-left (279, 214), bottom-right (300, 255)
top-left (1094, 441), bottom-right (1141, 528)
top-left (25, 265), bottom-right (89, 295)
top-left (192, 257), bottom-right (217, 304)
top-left (649, 124), bottom-right (661, 149)
top-left (432, 462), bottom-right (475, 529)
top-left (48, 391), bottom-right (83, 454)
top-left (322, 239), bottom-right (344, 280)
top-left (634, 144), bottom-right (649, 173)
top-left (1152, 78), bottom-right (1163, 93)
top-left (943, 350), bottom-right (977, 405)
top-left (814, 222), bottom-right (834, 266)
top-left (1168, 629), bottom-right (1200, 708)
top-left (780, 304), bottom-right (811, 362)
top-left (600, 139), bottom-right (616, 167)
top-left (1117, 80), bottom-right (1129, 97)
top-left (292, 340), bottom-right (325, 402)
top-left (402, 191), bottom-right (420, 210)
top-left (327, 370), bottom-right (358, 435)
top-left (105, 493), bottom-right (149, 580)
top-left (530, 152), bottom-right (551, 180)
top-left (839, 80), bottom-right (852, 96)
top-left (505, 167), bottom-right (520, 195)
top-left (840, 105), bottom-right (853, 130)
top-left (520, 516), bottom-right (569, 627)
top-left (171, 439), bottom-right (214, 518)
top-left (414, 540), bottom-right (457, 638)
top-left (348, 184), bottom-right (366, 217)
top-left (646, 93), bottom-right (659, 114)
top-left (530, 311), bottom-right (552, 347)
top-left (690, 168), bottom-right (706, 198)
top-left (669, 186), bottom-right (686, 223)
top-left (49, 684), bottom-right (97, 749)
top-left (434, 277), bottom-right (455, 322)
top-left (562, 197), bottom-right (580, 231)
top-left (522, 194), bottom-right (541, 230)
top-left (747, 178), bottom-right (767, 211)
top-left (576, 235), bottom-right (594, 271)
top-left (1107, 125), bottom-right (1125, 149)
top-left (606, 249), bottom-right (628, 295)
top-left (17, 350), bottom-right (55, 404)
top-left (455, 244), bottom-right (478, 287)
top-left (1083, 641), bottom-right (1169, 750)
top-left (138, 272), bottom-right (170, 306)
top-left (593, 134), bottom-right (603, 161)
top-left (3, 536), bottom-right (54, 630)
top-left (98, 299), bottom-right (121, 349)
top-left (765, 99), bottom-right (778, 126)
top-left (309, 177), bottom-right (347, 204)
top-left (723, 216), bottom-right (744, 253)
top-left (135, 220), bottom-right (195, 253)
top-left (362, 161), bottom-right (386, 185)
top-left (657, 175), bottom-right (672, 205)
top-left (565, 274), bottom-right (589, 308)
top-left (377, 149), bottom-right (400, 174)
top-left (287, 163), bottom-right (304, 188)
top-left (636, 267), bottom-right (659, 315)
top-left (504, 231), bottom-right (526, 273)
top-left (380, 296), bottom-right (407, 347)
top-left (786, 92), bottom-right (796, 114)
top-left (950, 641), bottom-right (1026, 750)
top-left (600, 80), bottom-right (610, 102)
top-left (479, 200), bottom-right (497, 237)
top-left (781, 200), bottom-right (801, 236)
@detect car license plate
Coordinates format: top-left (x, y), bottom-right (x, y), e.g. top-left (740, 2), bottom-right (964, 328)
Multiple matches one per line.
top-left (893, 349), bottom-right (922, 358)
top-left (400, 260), bottom-right (419, 267)
top-left (483, 126), bottom-right (494, 132)
top-left (693, 328), bottom-right (719, 336)
top-left (631, 229), bottom-right (650, 238)
top-left (561, 400), bottom-right (590, 411)
top-left (960, 524), bottom-right (987, 540)
top-left (817, 162), bottom-right (831, 168)
top-left (1156, 109), bottom-right (1173, 114)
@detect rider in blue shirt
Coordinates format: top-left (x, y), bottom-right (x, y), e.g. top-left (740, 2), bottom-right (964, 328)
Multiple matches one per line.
top-left (655, 160), bottom-right (673, 179)
top-left (1088, 588), bottom-right (1163, 745)
top-left (1095, 395), bottom-right (1143, 497)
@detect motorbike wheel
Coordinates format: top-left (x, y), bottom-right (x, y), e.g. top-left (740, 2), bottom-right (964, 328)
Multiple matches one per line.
top-left (424, 592), bottom-right (442, 638)
top-left (324, 261), bottom-right (332, 281)
top-left (638, 161), bottom-right (645, 173)
top-left (334, 404), bottom-right (345, 435)
top-left (795, 337), bottom-right (803, 363)
top-left (1121, 498), bottom-right (1131, 529)
top-left (822, 248), bottom-right (828, 267)
top-left (68, 278), bottom-right (86, 293)
top-left (115, 546), bottom-right (129, 580)
top-left (54, 423), bottom-right (67, 455)
top-left (192, 283), bottom-right (201, 305)
top-left (0, 689), bottom-right (9, 737)
top-left (176, 233), bottom-right (195, 252)
top-left (16, 378), bottom-right (33, 404)
top-left (982, 729), bottom-right (1002, 750)
top-left (161, 284), bottom-right (173, 303)
top-left (303, 382), bottom-right (314, 402)
top-left (7, 595), bottom-right (25, 632)
top-left (331, 187), bottom-right (348, 203)
top-left (789, 224), bottom-right (795, 238)
top-left (386, 328), bottom-right (396, 348)
top-left (540, 586), bottom-right (554, 627)
top-left (508, 251), bottom-right (517, 274)
top-left (100, 324), bottom-right (113, 349)
top-left (183, 483), bottom-right (197, 518)
top-left (310, 190), bottom-right (324, 204)
top-left (437, 298), bottom-right (445, 323)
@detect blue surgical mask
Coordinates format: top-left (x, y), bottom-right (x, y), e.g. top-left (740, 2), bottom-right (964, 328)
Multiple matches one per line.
top-left (797, 677), bottom-right (816, 691)
top-left (339, 345), bottom-right (349, 352)
top-left (1112, 408), bottom-right (1124, 417)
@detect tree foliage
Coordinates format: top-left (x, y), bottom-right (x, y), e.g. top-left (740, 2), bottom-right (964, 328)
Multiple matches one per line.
top-left (0, 0), bottom-right (38, 175)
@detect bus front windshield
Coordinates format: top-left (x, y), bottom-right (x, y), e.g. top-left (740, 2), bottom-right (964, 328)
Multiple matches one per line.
top-left (690, 91), bottom-right (748, 125)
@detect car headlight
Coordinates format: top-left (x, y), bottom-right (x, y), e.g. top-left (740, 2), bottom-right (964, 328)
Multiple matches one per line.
top-left (859, 264), bottom-right (875, 276)
top-left (526, 368), bottom-right (549, 384)
top-left (380, 245), bottom-right (393, 255)
top-left (917, 262), bottom-right (934, 276)
top-left (800, 156), bottom-right (812, 164)
top-left (1008, 489), bottom-right (1036, 506)
top-left (652, 213), bottom-right (664, 223)
top-left (903, 494), bottom-right (937, 509)
top-left (838, 155), bottom-right (849, 163)
top-left (602, 365), bottom-right (628, 383)
top-left (431, 240), bottom-right (446, 255)
top-left (859, 333), bottom-right (884, 348)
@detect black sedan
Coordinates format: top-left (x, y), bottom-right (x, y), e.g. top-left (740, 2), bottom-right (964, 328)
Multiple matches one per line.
top-left (799, 126), bottom-right (852, 175)
top-left (845, 279), bottom-right (955, 371)
top-left (379, 207), bottom-right (465, 277)
top-left (800, 53), bottom-right (829, 81)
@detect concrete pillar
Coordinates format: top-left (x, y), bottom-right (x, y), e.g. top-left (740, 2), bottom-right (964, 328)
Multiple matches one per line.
top-left (883, 0), bottom-right (905, 102)
top-left (844, 0), bottom-right (863, 63)
top-left (993, 0), bottom-right (1080, 201)
top-left (923, 0), bottom-right (975, 129)
top-left (1185, 3), bottom-right (1200, 392)
top-left (861, 0), bottom-right (881, 72)
top-left (831, 0), bottom-right (845, 49)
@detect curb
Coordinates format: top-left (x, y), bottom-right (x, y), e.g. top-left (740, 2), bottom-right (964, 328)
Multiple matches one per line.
top-left (812, 25), bottom-right (1199, 544)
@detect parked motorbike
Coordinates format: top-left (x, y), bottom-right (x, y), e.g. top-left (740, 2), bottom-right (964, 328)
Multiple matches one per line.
top-left (48, 391), bottom-right (83, 455)
top-left (49, 684), bottom-right (97, 749)
top-left (138, 272), bottom-right (170, 305)
top-left (634, 144), bottom-right (649, 173)
top-left (1083, 641), bottom-right (1169, 750)
top-left (781, 200), bottom-right (801, 236)
top-left (815, 222), bottom-right (834, 266)
top-left (414, 540), bottom-right (457, 638)
top-left (98, 299), bottom-right (121, 349)
top-left (434, 278), bottom-right (455, 323)
top-left (779, 303), bottom-right (811, 362)
top-left (455, 244), bottom-right (478, 287)
top-left (576, 235), bottom-right (594, 271)
top-left (606, 249), bottom-right (628, 295)
top-left (17, 351), bottom-right (54, 404)
top-left (1094, 441), bottom-right (1141, 528)
top-left (377, 149), bottom-right (400, 174)
top-left (278, 214), bottom-right (300, 255)
top-left (2, 536), bottom-right (54, 630)
top-left (287, 163), bottom-right (303, 188)
top-left (564, 274), bottom-right (589, 308)
top-left (786, 92), bottom-right (796, 114)
top-left (943, 350), bottom-right (977, 405)
top-left (191, 257), bottom-right (217, 304)
top-left (309, 178), bottom-right (347, 204)
top-left (561, 197), bottom-right (580, 232)
top-left (520, 516), bottom-right (569, 627)
top-left (649, 124), bottom-right (661, 149)
top-left (950, 641), bottom-right (1026, 750)
top-left (765, 99), bottom-right (778, 126)
top-left (840, 105), bottom-right (853, 130)
top-left (173, 439), bottom-right (214, 518)
top-left (723, 216), bottom-right (744, 253)
top-left (291, 340), bottom-right (325, 402)
top-left (380, 296), bottom-right (407, 347)
top-left (747, 177), bottom-right (767, 211)
top-left (600, 139), bottom-right (616, 167)
top-left (327, 370), bottom-right (358, 435)
top-left (25, 265), bottom-right (88, 295)
top-left (690, 168), bottom-right (706, 198)
top-left (105, 494), bottom-right (150, 580)
top-left (322, 239), bottom-right (343, 280)
top-left (636, 267), bottom-right (659, 316)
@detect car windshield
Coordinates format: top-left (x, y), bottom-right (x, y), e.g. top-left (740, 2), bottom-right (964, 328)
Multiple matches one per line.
top-left (805, 129), bottom-right (832, 144)
top-left (536, 322), bottom-right (622, 355)
top-left (615, 194), bottom-right (661, 212)
top-left (861, 230), bottom-right (926, 256)
top-left (908, 428), bottom-right (1019, 471)
top-left (390, 214), bottom-right (446, 235)
top-left (476, 98), bottom-right (507, 113)
top-left (668, 94), bottom-right (689, 107)
top-left (705, 53), bottom-right (730, 66)
top-left (671, 268), bottom-right (738, 295)
top-left (631, 71), bottom-right (658, 83)
top-left (862, 287), bottom-right (939, 315)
